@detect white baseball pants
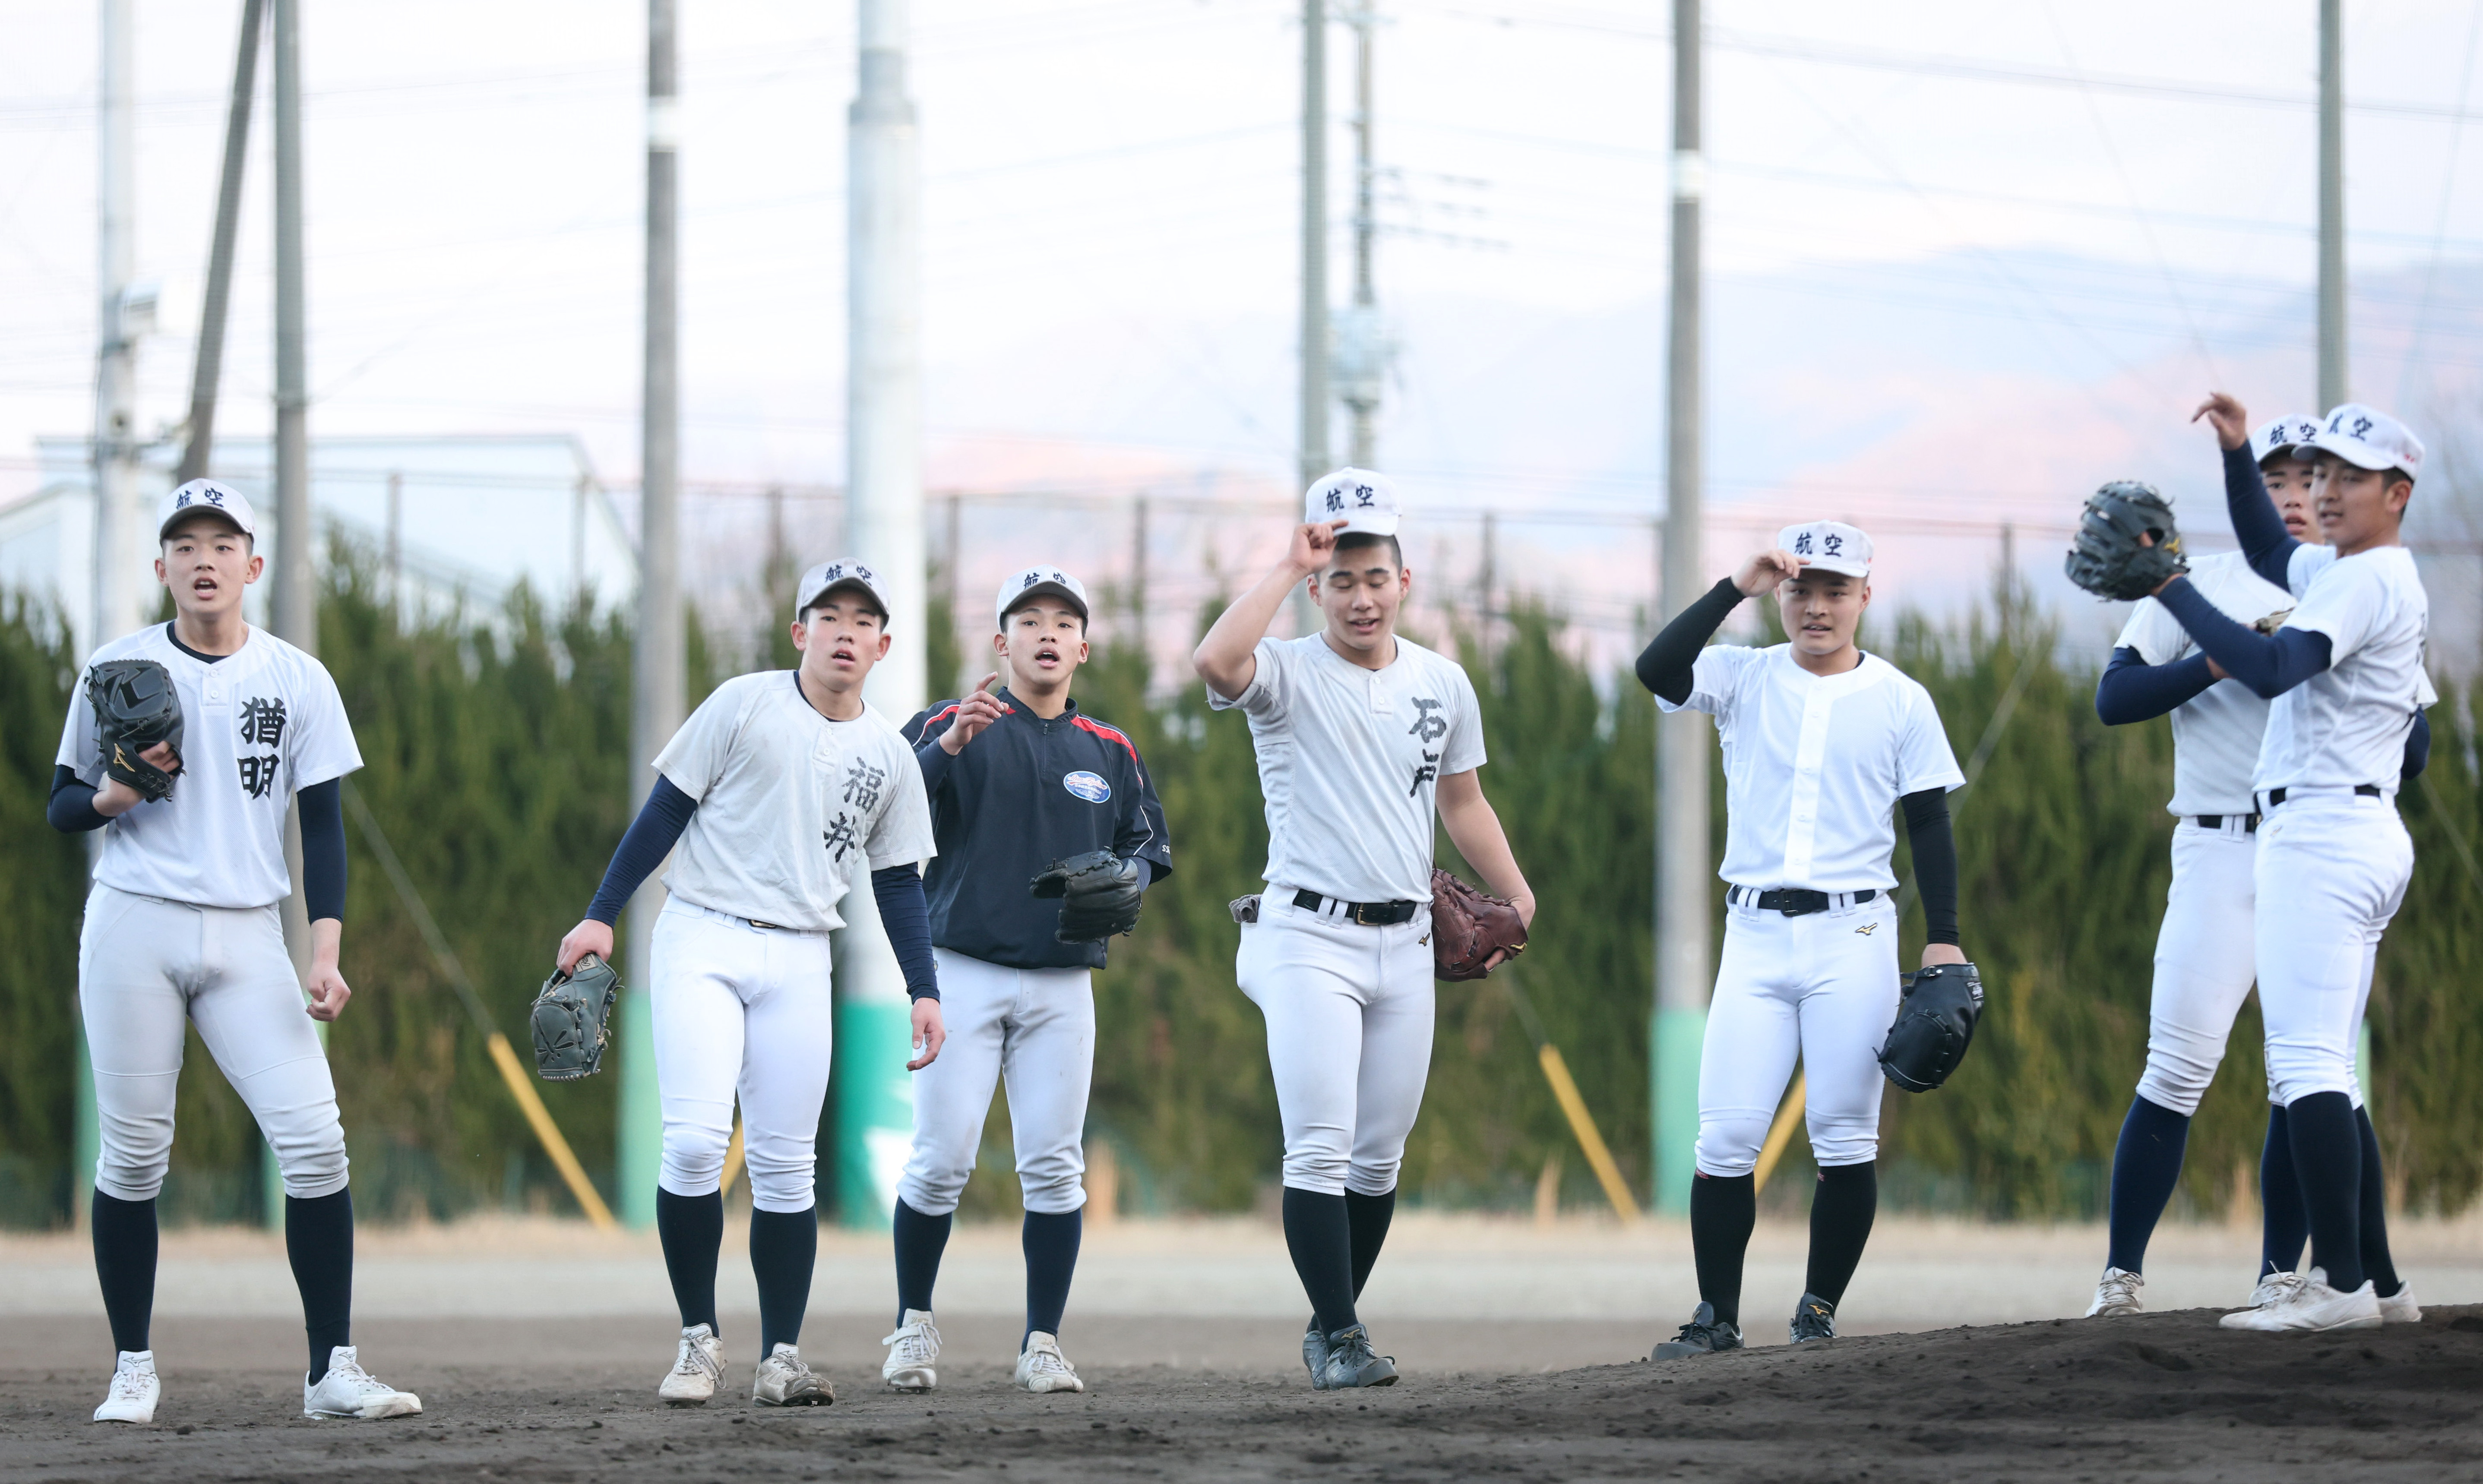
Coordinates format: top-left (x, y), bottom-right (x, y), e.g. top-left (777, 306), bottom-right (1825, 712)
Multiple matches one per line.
top-left (1236, 892), bottom-right (1435, 1197)
top-left (650, 900), bottom-right (835, 1214)
top-left (2255, 796), bottom-right (2411, 1107)
top-left (897, 948), bottom-right (1094, 1218)
top-left (2135, 819), bottom-right (2262, 1117)
top-left (78, 884), bottom-right (349, 1202)
top-left (1696, 892), bottom-right (1899, 1177)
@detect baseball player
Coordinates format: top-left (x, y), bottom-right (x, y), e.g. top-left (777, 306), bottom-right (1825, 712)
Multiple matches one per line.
top-left (877, 566), bottom-right (1173, 1396)
top-left (2138, 399), bottom-right (2429, 1331)
top-left (1634, 522), bottom-right (1967, 1356)
top-left (555, 560), bottom-right (940, 1405)
top-left (2084, 411), bottom-right (2429, 1322)
top-left (1191, 470), bottom-right (1535, 1390)
top-left (51, 480), bottom-right (421, 1424)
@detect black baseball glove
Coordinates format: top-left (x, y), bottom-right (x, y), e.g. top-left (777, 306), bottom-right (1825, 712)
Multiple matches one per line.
top-left (1030, 851), bottom-right (1143, 942)
top-left (1877, 960), bottom-right (1984, 1093)
top-left (2064, 480), bottom-right (2188, 602)
top-left (531, 954), bottom-right (621, 1080)
top-left (88, 658), bottom-right (185, 803)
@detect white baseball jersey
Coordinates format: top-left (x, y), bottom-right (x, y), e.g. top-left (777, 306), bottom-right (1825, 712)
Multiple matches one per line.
top-left (57, 622), bottom-right (361, 910)
top-left (2256, 545), bottom-right (2429, 794)
top-left (2116, 551), bottom-right (2296, 817)
top-left (653, 671), bottom-right (936, 931)
top-left (1661, 646), bottom-right (1962, 891)
top-left (1209, 633), bottom-right (1485, 904)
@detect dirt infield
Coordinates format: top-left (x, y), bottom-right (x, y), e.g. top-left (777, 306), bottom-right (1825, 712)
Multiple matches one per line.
top-left (6, 1306), bottom-right (2480, 1483)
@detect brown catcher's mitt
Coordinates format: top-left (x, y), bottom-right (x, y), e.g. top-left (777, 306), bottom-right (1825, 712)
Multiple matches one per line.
top-left (1431, 868), bottom-right (1527, 981)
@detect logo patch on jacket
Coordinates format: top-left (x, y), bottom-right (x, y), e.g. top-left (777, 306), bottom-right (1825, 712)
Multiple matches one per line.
top-left (1062, 770), bottom-right (1111, 803)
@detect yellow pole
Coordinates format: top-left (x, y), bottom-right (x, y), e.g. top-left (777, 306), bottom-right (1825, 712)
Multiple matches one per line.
top-left (1537, 1043), bottom-right (1639, 1223)
top-left (484, 1032), bottom-right (618, 1230)
top-left (718, 1118), bottom-right (746, 1199)
top-left (1752, 1072), bottom-right (1807, 1194)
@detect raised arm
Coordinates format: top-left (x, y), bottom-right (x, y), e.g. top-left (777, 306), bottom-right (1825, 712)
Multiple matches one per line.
top-left (1633, 549), bottom-right (1803, 704)
top-left (2195, 392), bottom-right (2299, 586)
top-left (1192, 521), bottom-right (1344, 699)
top-left (2152, 579), bottom-right (2332, 699)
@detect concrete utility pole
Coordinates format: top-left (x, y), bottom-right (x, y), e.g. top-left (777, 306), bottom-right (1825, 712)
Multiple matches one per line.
top-left (2317, 0), bottom-right (2347, 411)
top-left (1653, 0), bottom-right (1709, 1218)
top-left (620, 0), bottom-right (685, 1231)
top-left (1298, 0), bottom-right (1331, 490)
top-left (92, 0), bottom-right (146, 663)
top-left (1336, 3), bottom-right (1382, 468)
top-left (836, 0), bottom-right (926, 1231)
top-left (177, 0), bottom-right (265, 486)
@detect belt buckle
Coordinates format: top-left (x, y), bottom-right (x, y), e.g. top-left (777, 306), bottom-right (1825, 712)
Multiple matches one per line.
top-left (1348, 902), bottom-right (1379, 926)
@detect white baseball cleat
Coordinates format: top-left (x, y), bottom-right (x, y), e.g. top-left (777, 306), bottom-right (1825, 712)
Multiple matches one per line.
top-left (658, 1323), bottom-right (727, 1405)
top-left (302, 1347), bottom-right (422, 1420)
top-left (2084, 1267), bottom-right (2145, 1317)
top-left (2378, 1282), bottom-right (2423, 1324)
top-left (2218, 1268), bottom-right (2383, 1332)
top-left (751, 1342), bottom-right (833, 1407)
top-left (881, 1310), bottom-right (940, 1393)
top-left (2244, 1270), bottom-right (2306, 1310)
top-left (1014, 1331), bottom-right (1085, 1394)
top-left (93, 1351), bottom-right (159, 1425)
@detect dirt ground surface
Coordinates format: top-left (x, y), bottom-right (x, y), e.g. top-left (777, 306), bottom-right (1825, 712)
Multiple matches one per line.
top-left (5, 1306), bottom-right (2480, 1483)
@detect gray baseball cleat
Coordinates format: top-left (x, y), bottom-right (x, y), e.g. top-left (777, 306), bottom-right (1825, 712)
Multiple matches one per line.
top-left (1316, 1324), bottom-right (1398, 1389)
top-left (1653, 1302), bottom-right (1744, 1360)
top-left (1302, 1318), bottom-right (1330, 1383)
top-left (1789, 1292), bottom-right (1838, 1343)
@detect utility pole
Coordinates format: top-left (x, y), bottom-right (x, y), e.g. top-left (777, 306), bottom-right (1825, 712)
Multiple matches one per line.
top-left (620, 0), bottom-right (684, 1232)
top-left (1336, 3), bottom-right (1382, 468)
top-left (92, 0), bottom-right (145, 664)
top-left (1292, 0), bottom-right (1331, 639)
top-left (2317, 0), bottom-right (2347, 410)
top-left (1653, 0), bottom-right (1709, 1218)
top-left (177, 0), bottom-right (265, 486)
top-left (836, 0), bottom-right (925, 1231)
top-left (1130, 494), bottom-right (1150, 631)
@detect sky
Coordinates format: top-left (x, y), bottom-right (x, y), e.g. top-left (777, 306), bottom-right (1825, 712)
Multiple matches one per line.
top-left (2, 0), bottom-right (2480, 666)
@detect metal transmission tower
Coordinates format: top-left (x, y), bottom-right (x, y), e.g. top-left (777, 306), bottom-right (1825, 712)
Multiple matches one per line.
top-left (836, 0), bottom-right (927, 1231)
top-left (1333, 2), bottom-right (1389, 469)
top-left (2317, 0), bottom-right (2347, 410)
top-left (619, 0), bottom-right (686, 1230)
top-left (1653, 0), bottom-right (1709, 1217)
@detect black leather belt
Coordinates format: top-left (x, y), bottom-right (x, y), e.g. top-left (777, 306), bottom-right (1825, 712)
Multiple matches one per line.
top-left (2263, 784), bottom-right (2382, 808)
top-left (1293, 890), bottom-right (1419, 926)
top-left (2189, 815), bottom-right (2261, 832)
top-left (1727, 886), bottom-right (1876, 917)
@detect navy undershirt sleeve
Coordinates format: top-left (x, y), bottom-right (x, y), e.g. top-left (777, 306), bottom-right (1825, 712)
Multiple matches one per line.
top-left (2154, 578), bottom-right (2333, 699)
top-left (914, 738), bottom-right (957, 794)
top-left (2095, 646), bottom-right (2219, 725)
top-left (870, 864), bottom-right (940, 1002)
top-left (585, 777), bottom-right (698, 925)
top-left (297, 778), bottom-right (347, 923)
top-left (2223, 443), bottom-right (2300, 589)
top-left (1901, 787), bottom-right (1960, 947)
top-left (2404, 710), bottom-right (2432, 782)
top-left (47, 764), bottom-right (107, 833)
top-left (1634, 576), bottom-right (1746, 704)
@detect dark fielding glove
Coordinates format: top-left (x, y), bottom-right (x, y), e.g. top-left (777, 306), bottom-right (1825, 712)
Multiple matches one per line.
top-left (89, 658), bottom-right (185, 803)
top-left (2065, 480), bottom-right (2189, 602)
top-left (1878, 960), bottom-right (1984, 1093)
top-left (1430, 867), bottom-right (1527, 981)
top-left (1031, 850), bottom-right (1144, 943)
top-left (531, 954), bottom-right (621, 1080)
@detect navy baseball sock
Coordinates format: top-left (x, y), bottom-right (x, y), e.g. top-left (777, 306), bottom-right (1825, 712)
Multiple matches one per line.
top-left (749, 1205), bottom-right (817, 1360)
top-left (90, 1190), bottom-right (158, 1355)
top-left (655, 1187), bottom-right (723, 1336)
top-left (2356, 1106), bottom-right (2402, 1299)
top-left (284, 1189), bottom-right (354, 1381)
top-left (1281, 1187), bottom-right (1359, 1336)
top-left (2284, 1091), bottom-right (2366, 1292)
top-left (1023, 1208), bottom-right (1082, 1343)
top-left (1688, 1170), bottom-right (1755, 1327)
top-left (892, 1196), bottom-right (952, 1323)
top-left (2259, 1102), bottom-right (2307, 1276)
top-left (1804, 1162), bottom-right (1877, 1307)
top-left (1345, 1186), bottom-right (1397, 1300)
top-left (2104, 1094), bottom-right (2190, 1274)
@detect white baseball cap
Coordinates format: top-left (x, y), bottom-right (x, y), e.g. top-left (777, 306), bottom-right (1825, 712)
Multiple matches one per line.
top-left (158, 478), bottom-right (257, 540)
top-left (792, 558), bottom-right (893, 623)
top-left (2250, 414), bottom-right (2325, 464)
top-left (996, 565), bottom-right (1090, 627)
top-left (1304, 467), bottom-right (1402, 537)
top-left (2297, 404), bottom-right (2424, 479)
top-left (1778, 519), bottom-right (1873, 579)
